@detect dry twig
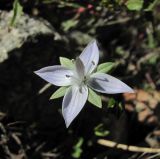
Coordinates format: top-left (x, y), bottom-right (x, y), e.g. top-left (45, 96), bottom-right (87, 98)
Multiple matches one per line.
top-left (98, 139), bottom-right (160, 153)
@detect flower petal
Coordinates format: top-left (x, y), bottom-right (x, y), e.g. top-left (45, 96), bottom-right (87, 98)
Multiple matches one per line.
top-left (34, 65), bottom-right (73, 86)
top-left (88, 73), bottom-right (134, 94)
top-left (75, 58), bottom-right (85, 78)
top-left (62, 85), bottom-right (88, 127)
top-left (79, 40), bottom-right (99, 74)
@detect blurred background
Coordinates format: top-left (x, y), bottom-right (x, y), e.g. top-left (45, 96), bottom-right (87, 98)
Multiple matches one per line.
top-left (0, 0), bottom-right (160, 159)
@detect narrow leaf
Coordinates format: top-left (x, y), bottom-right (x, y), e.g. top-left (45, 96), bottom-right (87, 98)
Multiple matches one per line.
top-left (10, 0), bottom-right (23, 26)
top-left (50, 87), bottom-right (68, 100)
top-left (145, 0), bottom-right (159, 11)
top-left (88, 88), bottom-right (102, 108)
top-left (59, 57), bottom-right (74, 69)
top-left (97, 62), bottom-right (115, 73)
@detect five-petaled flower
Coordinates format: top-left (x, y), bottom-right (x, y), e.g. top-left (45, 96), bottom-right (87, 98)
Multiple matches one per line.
top-left (35, 40), bottom-right (134, 127)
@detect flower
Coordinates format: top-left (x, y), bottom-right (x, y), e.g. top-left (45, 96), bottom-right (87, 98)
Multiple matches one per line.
top-left (35, 40), bottom-right (134, 127)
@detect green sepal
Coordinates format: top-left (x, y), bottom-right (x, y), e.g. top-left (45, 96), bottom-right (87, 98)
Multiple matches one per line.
top-left (50, 87), bottom-right (68, 100)
top-left (97, 62), bottom-right (115, 73)
top-left (59, 57), bottom-right (74, 69)
top-left (88, 88), bottom-right (102, 108)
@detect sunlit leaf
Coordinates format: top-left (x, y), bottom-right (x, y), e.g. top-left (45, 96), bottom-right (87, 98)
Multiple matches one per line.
top-left (126, 0), bottom-right (143, 11)
top-left (59, 57), bottom-right (74, 69)
top-left (50, 87), bottom-right (68, 100)
top-left (97, 62), bottom-right (115, 73)
top-left (147, 54), bottom-right (159, 65)
top-left (88, 88), bottom-right (102, 108)
top-left (10, 0), bottom-right (23, 26)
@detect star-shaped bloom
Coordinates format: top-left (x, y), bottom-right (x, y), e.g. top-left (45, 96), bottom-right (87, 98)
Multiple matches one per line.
top-left (35, 40), bottom-right (134, 127)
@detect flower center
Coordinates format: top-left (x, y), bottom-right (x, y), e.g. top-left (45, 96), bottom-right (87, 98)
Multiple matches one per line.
top-left (66, 74), bottom-right (88, 86)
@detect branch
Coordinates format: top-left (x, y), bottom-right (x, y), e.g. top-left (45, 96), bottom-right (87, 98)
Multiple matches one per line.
top-left (98, 139), bottom-right (160, 153)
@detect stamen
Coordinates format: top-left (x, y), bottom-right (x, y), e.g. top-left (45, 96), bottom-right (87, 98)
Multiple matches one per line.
top-left (92, 61), bottom-right (95, 65)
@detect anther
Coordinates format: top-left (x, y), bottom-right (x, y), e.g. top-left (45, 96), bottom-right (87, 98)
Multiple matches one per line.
top-left (79, 87), bottom-right (82, 93)
top-left (92, 61), bottom-right (95, 65)
top-left (66, 75), bottom-right (71, 78)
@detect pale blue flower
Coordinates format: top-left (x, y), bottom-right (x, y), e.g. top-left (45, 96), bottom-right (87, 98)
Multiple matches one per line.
top-left (35, 40), bottom-right (134, 127)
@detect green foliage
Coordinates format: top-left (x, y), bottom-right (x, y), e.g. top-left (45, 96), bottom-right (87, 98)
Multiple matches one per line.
top-left (146, 23), bottom-right (157, 49)
top-left (115, 47), bottom-right (126, 56)
top-left (147, 54), bottom-right (159, 65)
top-left (147, 32), bottom-right (156, 49)
top-left (126, 0), bottom-right (143, 11)
top-left (145, 0), bottom-right (159, 11)
top-left (62, 19), bottom-right (78, 32)
top-left (10, 0), bottom-right (23, 26)
top-left (108, 98), bottom-right (123, 110)
top-left (94, 124), bottom-right (109, 137)
top-left (59, 57), bottom-right (74, 69)
top-left (50, 87), bottom-right (68, 100)
top-left (108, 98), bottom-right (116, 108)
top-left (72, 138), bottom-right (84, 158)
top-left (97, 62), bottom-right (115, 73)
top-left (88, 88), bottom-right (102, 108)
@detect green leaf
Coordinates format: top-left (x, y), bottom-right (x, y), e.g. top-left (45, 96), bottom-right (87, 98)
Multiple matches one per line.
top-left (147, 54), bottom-right (159, 65)
top-left (72, 149), bottom-right (82, 159)
top-left (50, 87), bottom-right (68, 100)
top-left (97, 62), bottom-right (115, 73)
top-left (144, 0), bottom-right (159, 11)
top-left (59, 57), bottom-right (74, 69)
top-left (88, 88), bottom-right (102, 108)
top-left (108, 98), bottom-right (116, 108)
top-left (10, 0), bottom-right (23, 26)
top-left (126, 0), bottom-right (143, 11)
top-left (62, 19), bottom-right (78, 31)
top-left (95, 130), bottom-right (110, 137)
top-left (94, 124), bottom-right (110, 137)
top-left (75, 138), bottom-right (84, 148)
top-left (72, 137), bottom-right (84, 158)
